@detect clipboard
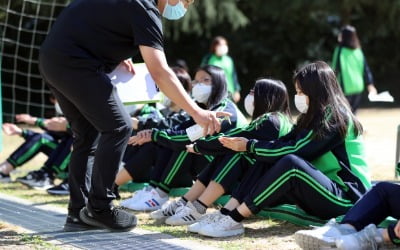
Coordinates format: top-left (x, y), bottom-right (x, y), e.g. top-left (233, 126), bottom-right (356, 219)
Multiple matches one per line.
top-left (107, 63), bottom-right (160, 104)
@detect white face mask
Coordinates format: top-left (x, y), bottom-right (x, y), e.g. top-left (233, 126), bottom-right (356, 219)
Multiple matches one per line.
top-left (54, 102), bottom-right (63, 115)
top-left (294, 94), bottom-right (309, 113)
top-left (215, 45), bottom-right (228, 57)
top-left (244, 94), bottom-right (254, 116)
top-left (161, 94), bottom-right (172, 107)
top-left (192, 83), bottom-right (212, 104)
top-left (162, 0), bottom-right (187, 20)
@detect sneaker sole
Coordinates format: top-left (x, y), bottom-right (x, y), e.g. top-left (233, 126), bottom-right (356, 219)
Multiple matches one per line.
top-left (63, 222), bottom-right (98, 232)
top-left (199, 228), bottom-right (244, 238)
top-left (47, 190), bottom-right (69, 195)
top-left (294, 232), bottom-right (337, 249)
top-left (0, 178), bottom-right (11, 183)
top-left (79, 208), bottom-right (137, 232)
top-left (32, 185), bottom-right (54, 191)
top-left (187, 224), bottom-right (201, 233)
top-left (17, 179), bottom-right (53, 190)
top-left (149, 214), bottom-right (168, 223)
top-left (165, 218), bottom-right (197, 226)
top-left (16, 179), bottom-right (34, 186)
top-left (123, 206), bottom-right (161, 212)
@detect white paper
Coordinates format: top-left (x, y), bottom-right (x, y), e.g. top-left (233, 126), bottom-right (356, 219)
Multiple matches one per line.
top-left (368, 91), bottom-right (394, 103)
top-left (107, 63), bottom-right (160, 104)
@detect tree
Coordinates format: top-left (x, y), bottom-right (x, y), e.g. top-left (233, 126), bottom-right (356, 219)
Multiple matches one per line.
top-left (163, 0), bottom-right (249, 40)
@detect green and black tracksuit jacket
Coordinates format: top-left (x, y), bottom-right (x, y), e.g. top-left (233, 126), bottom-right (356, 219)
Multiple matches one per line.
top-left (240, 115), bottom-right (371, 219)
top-left (192, 112), bottom-right (293, 192)
top-left (149, 98), bottom-right (247, 192)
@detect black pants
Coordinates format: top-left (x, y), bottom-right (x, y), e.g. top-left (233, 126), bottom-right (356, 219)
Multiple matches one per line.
top-left (231, 161), bottom-right (270, 203)
top-left (197, 153), bottom-right (252, 193)
top-left (39, 51), bottom-right (132, 213)
top-left (41, 136), bottom-right (73, 179)
top-left (243, 154), bottom-right (354, 219)
top-left (123, 143), bottom-right (160, 183)
top-left (342, 182), bottom-right (400, 231)
top-left (153, 149), bottom-right (210, 193)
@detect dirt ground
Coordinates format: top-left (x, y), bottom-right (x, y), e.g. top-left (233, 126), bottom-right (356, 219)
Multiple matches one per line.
top-left (356, 108), bottom-right (400, 181)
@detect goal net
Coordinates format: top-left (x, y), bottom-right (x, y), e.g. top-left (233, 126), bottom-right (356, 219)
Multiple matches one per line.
top-left (0, 0), bottom-right (71, 123)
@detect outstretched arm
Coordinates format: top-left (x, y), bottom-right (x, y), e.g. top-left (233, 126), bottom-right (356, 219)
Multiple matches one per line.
top-left (139, 45), bottom-right (230, 136)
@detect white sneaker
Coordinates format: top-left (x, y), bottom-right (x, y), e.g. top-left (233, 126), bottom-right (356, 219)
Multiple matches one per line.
top-left (188, 211), bottom-right (222, 233)
top-left (150, 199), bottom-right (185, 221)
top-left (165, 201), bottom-right (202, 226)
top-left (198, 214), bottom-right (244, 238)
top-left (120, 187), bottom-right (148, 208)
top-left (294, 218), bottom-right (357, 249)
top-left (336, 224), bottom-right (383, 250)
top-left (122, 188), bottom-right (168, 211)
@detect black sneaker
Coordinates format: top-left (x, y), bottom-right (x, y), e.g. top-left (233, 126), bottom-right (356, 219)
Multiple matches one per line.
top-left (47, 179), bottom-right (69, 195)
top-left (63, 214), bottom-right (98, 232)
top-left (79, 203), bottom-right (137, 232)
top-left (0, 172), bottom-right (11, 183)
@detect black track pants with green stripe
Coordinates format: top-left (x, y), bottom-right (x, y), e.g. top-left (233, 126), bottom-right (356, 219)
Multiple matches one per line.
top-left (41, 136), bottom-right (73, 179)
top-left (197, 153), bottom-right (252, 193)
top-left (154, 149), bottom-right (211, 193)
top-left (243, 154), bottom-right (354, 219)
top-left (123, 143), bottom-right (158, 183)
top-left (7, 130), bottom-right (58, 167)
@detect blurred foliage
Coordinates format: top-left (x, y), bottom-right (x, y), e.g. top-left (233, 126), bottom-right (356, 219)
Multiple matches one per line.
top-left (165, 0), bottom-right (400, 105)
top-left (1, 0), bottom-right (400, 110)
top-left (163, 0), bottom-right (249, 40)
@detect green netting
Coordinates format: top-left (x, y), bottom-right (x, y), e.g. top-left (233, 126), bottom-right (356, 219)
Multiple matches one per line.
top-left (0, 0), bottom-right (71, 122)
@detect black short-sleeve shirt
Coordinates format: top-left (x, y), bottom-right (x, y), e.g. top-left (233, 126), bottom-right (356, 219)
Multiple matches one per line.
top-left (41, 0), bottom-right (164, 72)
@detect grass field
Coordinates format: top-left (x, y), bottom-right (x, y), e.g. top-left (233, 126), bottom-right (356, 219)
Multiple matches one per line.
top-left (0, 107), bottom-right (399, 249)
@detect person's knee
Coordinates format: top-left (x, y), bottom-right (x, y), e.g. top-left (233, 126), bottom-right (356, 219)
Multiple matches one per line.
top-left (73, 129), bottom-right (98, 149)
top-left (112, 119), bottom-right (132, 138)
top-left (32, 133), bottom-right (46, 141)
top-left (373, 181), bottom-right (398, 198)
top-left (274, 154), bottom-right (301, 171)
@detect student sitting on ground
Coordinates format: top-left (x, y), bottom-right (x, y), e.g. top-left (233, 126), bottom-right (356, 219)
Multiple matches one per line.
top-left (149, 78), bottom-right (293, 227)
top-left (0, 112), bottom-right (71, 182)
top-left (121, 65), bottom-right (246, 211)
top-left (115, 67), bottom-right (192, 192)
top-left (192, 61), bottom-right (371, 238)
top-left (17, 130), bottom-right (72, 190)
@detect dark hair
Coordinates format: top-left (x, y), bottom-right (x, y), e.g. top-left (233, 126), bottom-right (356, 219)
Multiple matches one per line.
top-left (210, 36), bottom-right (228, 54)
top-left (196, 65), bottom-right (227, 108)
top-left (293, 61), bottom-right (362, 139)
top-left (252, 78), bottom-right (291, 120)
top-left (172, 59), bottom-right (189, 73)
top-left (339, 25), bottom-right (361, 49)
top-left (171, 66), bottom-right (191, 93)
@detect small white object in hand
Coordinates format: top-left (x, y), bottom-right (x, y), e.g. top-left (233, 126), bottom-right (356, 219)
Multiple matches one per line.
top-left (368, 91), bottom-right (394, 102)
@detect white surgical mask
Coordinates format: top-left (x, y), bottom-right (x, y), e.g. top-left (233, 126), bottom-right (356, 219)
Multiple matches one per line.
top-left (244, 94), bottom-right (254, 116)
top-left (215, 45), bottom-right (228, 57)
top-left (294, 94), bottom-right (309, 113)
top-left (161, 94), bottom-right (172, 107)
top-left (163, 0), bottom-right (187, 20)
top-left (54, 102), bottom-right (63, 115)
top-left (192, 83), bottom-right (212, 104)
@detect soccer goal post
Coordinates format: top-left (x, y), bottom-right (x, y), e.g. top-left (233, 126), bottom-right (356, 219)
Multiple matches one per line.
top-left (0, 0), bottom-right (71, 123)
